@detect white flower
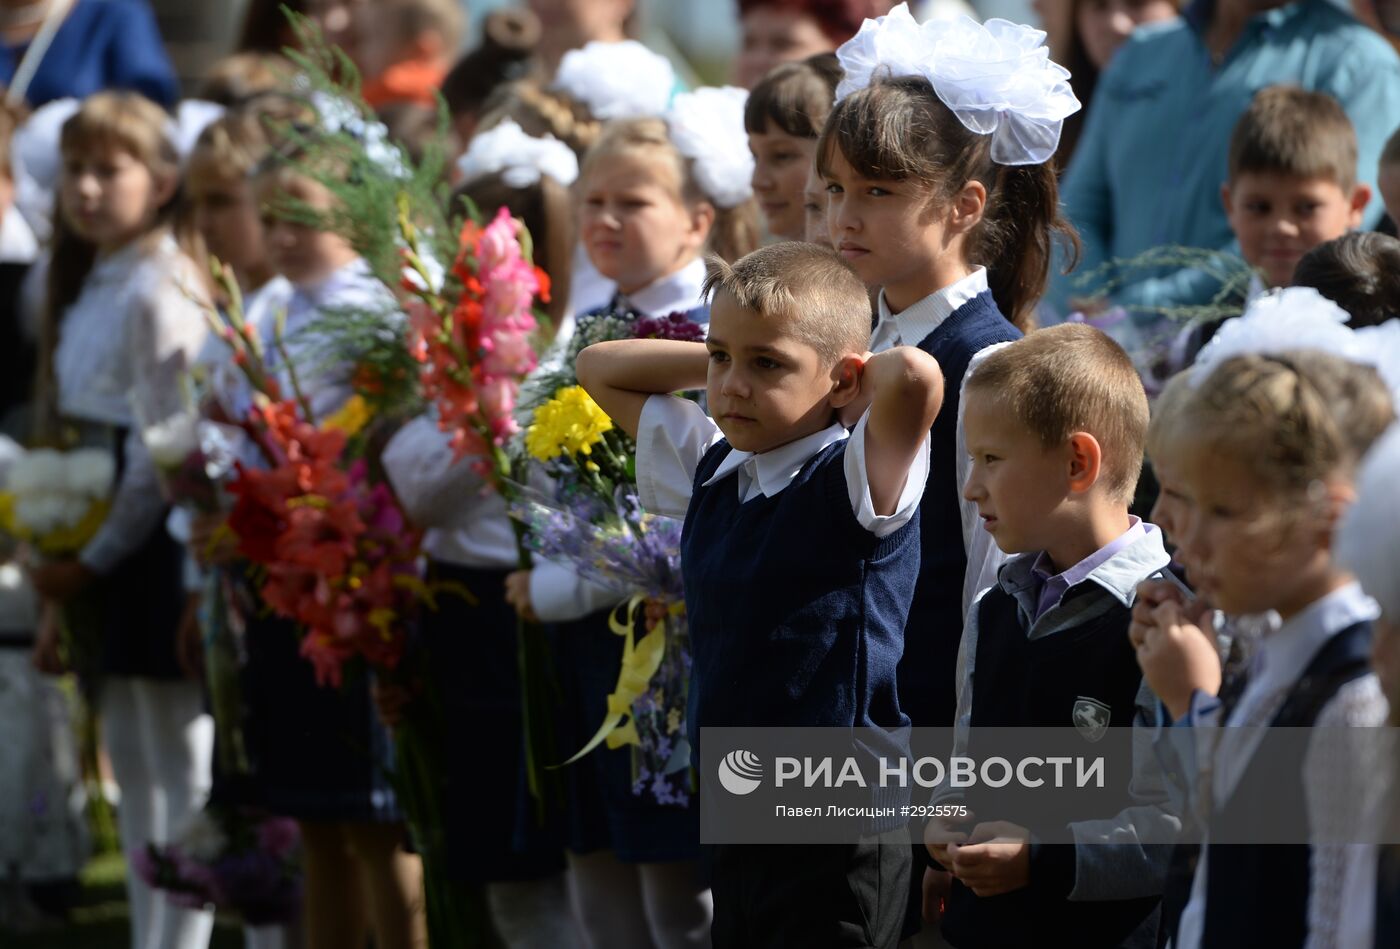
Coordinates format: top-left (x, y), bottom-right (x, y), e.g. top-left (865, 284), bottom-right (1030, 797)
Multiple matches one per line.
top-left (8, 448), bottom-right (65, 497)
top-left (64, 449), bottom-right (116, 501)
top-left (456, 119), bottom-right (579, 189)
top-left (143, 413), bottom-right (201, 469)
top-left (552, 40), bottom-right (676, 120)
top-left (835, 5), bottom-right (1079, 166)
top-left (665, 87), bottom-right (754, 209)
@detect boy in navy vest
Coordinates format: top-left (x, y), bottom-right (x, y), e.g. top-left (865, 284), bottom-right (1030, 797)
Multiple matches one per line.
top-left (578, 241), bottom-right (944, 948)
top-left (922, 324), bottom-right (1178, 948)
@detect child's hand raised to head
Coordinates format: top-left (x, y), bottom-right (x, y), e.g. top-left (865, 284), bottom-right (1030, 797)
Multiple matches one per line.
top-left (1129, 586), bottom-right (1222, 721)
top-left (576, 339), bottom-right (711, 439)
top-left (861, 346), bottom-right (943, 515)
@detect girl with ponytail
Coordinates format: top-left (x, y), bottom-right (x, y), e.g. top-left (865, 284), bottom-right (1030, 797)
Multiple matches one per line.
top-left (816, 7), bottom-right (1081, 938)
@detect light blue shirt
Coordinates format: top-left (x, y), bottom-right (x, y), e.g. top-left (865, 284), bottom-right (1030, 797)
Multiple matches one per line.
top-left (1051, 0), bottom-right (1400, 323)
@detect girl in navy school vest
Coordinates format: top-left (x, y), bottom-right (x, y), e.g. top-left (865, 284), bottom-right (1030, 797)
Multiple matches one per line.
top-left (502, 105), bottom-right (759, 948)
top-left (816, 9), bottom-right (1082, 735)
top-left (1132, 349), bottom-right (1393, 949)
top-left (1334, 423), bottom-right (1400, 949)
top-left (814, 7), bottom-right (1083, 939)
top-left (28, 91), bottom-right (216, 949)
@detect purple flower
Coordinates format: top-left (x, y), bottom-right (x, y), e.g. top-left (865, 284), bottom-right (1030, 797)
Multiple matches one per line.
top-left (633, 313), bottom-right (705, 343)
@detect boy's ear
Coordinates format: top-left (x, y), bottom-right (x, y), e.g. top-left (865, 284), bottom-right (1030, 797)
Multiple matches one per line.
top-left (1220, 182), bottom-right (1234, 216)
top-left (827, 352), bottom-right (864, 409)
top-left (1348, 182), bottom-right (1373, 227)
top-left (1066, 431), bottom-right (1104, 495)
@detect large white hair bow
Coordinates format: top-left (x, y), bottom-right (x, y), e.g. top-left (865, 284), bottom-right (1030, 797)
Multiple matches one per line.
top-left (553, 40), bottom-right (676, 120)
top-left (1192, 286), bottom-right (1400, 404)
top-left (169, 99), bottom-right (226, 165)
top-left (457, 119), bottom-right (579, 188)
top-left (665, 86), bottom-right (754, 210)
top-left (836, 4), bottom-right (1080, 166)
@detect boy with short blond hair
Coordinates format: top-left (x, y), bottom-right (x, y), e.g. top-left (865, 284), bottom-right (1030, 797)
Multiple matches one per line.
top-left (925, 323), bottom-right (1178, 949)
top-left (578, 241), bottom-right (944, 948)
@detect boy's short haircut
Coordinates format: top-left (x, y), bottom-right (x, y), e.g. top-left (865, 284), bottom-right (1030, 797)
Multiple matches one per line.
top-left (1227, 85), bottom-right (1357, 191)
top-left (1292, 232), bottom-right (1400, 328)
top-left (701, 243), bottom-right (871, 363)
top-left (966, 323), bottom-right (1150, 502)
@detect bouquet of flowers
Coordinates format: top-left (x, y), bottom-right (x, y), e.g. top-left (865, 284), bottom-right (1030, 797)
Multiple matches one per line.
top-left (133, 805), bottom-right (302, 926)
top-left (515, 384), bottom-right (695, 805)
top-left (0, 447), bottom-right (113, 558)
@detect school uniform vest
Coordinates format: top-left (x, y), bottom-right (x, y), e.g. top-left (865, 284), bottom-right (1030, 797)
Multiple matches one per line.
top-left (903, 291), bottom-right (1021, 729)
top-left (1199, 621), bottom-right (1373, 949)
top-left (941, 584), bottom-right (1161, 949)
top-left (680, 439), bottom-right (920, 825)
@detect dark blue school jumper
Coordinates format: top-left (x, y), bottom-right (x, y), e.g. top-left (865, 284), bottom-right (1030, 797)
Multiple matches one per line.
top-left (940, 585), bottom-right (1162, 949)
top-left (683, 437), bottom-right (920, 948)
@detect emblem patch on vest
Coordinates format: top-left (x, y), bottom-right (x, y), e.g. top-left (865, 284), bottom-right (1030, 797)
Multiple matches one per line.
top-left (1072, 696), bottom-right (1112, 742)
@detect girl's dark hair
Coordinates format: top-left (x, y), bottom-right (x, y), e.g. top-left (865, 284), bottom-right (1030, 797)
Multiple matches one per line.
top-left (441, 9), bottom-right (541, 119)
top-left (743, 52), bottom-right (842, 138)
top-left (1291, 232), bottom-right (1400, 329)
top-left (453, 174), bottom-right (574, 333)
top-left (817, 75), bottom-right (1080, 331)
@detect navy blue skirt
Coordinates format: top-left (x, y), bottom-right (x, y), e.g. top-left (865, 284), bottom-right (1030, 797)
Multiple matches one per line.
top-left (550, 608), bottom-right (699, 864)
top-left (96, 518), bottom-right (186, 680)
top-left (234, 573), bottom-right (401, 823)
top-left (422, 560), bottom-right (565, 883)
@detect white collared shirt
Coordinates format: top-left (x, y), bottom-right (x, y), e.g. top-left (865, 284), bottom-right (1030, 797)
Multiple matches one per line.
top-left (615, 257), bottom-right (707, 320)
top-left (866, 267), bottom-right (1007, 617)
top-left (636, 395), bottom-right (928, 538)
top-left (1173, 582), bottom-right (1388, 949)
top-left (381, 414), bottom-right (520, 570)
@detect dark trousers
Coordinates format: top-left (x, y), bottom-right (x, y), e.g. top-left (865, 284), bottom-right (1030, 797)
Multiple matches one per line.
top-left (709, 829), bottom-right (912, 948)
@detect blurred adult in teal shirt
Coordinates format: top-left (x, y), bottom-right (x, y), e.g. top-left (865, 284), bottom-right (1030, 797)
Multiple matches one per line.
top-left (1050, 0), bottom-right (1400, 323)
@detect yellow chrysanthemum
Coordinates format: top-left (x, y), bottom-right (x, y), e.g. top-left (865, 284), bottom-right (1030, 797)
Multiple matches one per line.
top-left (525, 386), bottom-right (614, 461)
top-left (0, 492), bottom-right (110, 557)
top-left (322, 394), bottom-right (372, 438)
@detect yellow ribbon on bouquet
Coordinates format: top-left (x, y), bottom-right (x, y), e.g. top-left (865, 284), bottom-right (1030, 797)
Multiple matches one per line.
top-left (556, 595), bottom-right (680, 766)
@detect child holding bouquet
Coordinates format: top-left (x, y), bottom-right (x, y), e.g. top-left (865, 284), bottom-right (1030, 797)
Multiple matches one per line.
top-left (503, 85), bottom-right (762, 949)
top-left (29, 91), bottom-right (215, 949)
